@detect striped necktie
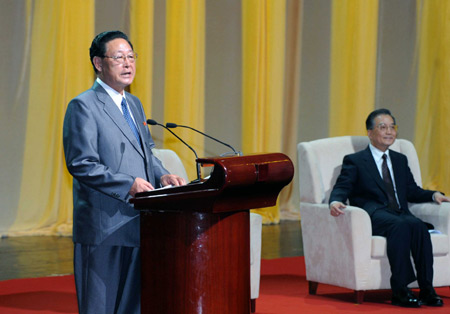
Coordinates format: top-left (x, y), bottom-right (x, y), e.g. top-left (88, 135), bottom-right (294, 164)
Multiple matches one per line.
top-left (121, 97), bottom-right (141, 145)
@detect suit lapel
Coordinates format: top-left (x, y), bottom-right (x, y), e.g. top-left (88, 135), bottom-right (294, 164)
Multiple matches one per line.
top-left (390, 151), bottom-right (405, 202)
top-left (93, 83), bottom-right (145, 157)
top-left (361, 146), bottom-right (388, 194)
top-left (126, 94), bottom-right (152, 162)
top-left (126, 94), bottom-right (157, 182)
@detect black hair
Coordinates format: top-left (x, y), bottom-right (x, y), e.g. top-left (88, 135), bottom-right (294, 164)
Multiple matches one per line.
top-left (89, 31), bottom-right (134, 73)
top-left (365, 108), bottom-right (396, 130)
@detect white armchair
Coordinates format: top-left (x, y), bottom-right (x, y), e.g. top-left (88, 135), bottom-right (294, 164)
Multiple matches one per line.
top-left (297, 136), bottom-right (450, 303)
top-left (152, 149), bottom-right (263, 312)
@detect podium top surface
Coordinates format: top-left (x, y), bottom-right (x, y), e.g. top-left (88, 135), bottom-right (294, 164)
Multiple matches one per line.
top-left (131, 153), bottom-right (294, 213)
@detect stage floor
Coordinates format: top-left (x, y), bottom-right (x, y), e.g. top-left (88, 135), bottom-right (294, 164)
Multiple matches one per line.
top-left (0, 220), bottom-right (302, 281)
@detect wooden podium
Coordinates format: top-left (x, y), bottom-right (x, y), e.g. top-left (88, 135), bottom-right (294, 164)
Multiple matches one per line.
top-left (131, 153), bottom-right (294, 314)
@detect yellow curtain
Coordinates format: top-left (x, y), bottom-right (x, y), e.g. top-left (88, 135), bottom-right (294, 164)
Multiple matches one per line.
top-left (129, 0), bottom-right (154, 116)
top-left (279, 0), bottom-right (303, 220)
top-left (329, 0), bottom-right (379, 137)
top-left (164, 0), bottom-right (205, 181)
top-left (11, 0), bottom-right (94, 236)
top-left (415, 1), bottom-right (450, 193)
top-left (242, 0), bottom-right (286, 223)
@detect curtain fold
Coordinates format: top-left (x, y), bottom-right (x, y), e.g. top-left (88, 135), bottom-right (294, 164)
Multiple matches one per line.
top-left (242, 0), bottom-right (286, 223)
top-left (10, 0), bottom-right (94, 236)
top-left (279, 0), bottom-right (303, 220)
top-left (129, 0), bottom-right (154, 117)
top-left (415, 0), bottom-right (450, 193)
top-left (329, 0), bottom-right (379, 137)
top-left (164, 0), bottom-right (205, 181)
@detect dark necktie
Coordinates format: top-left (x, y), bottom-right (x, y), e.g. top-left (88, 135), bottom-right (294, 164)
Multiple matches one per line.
top-left (121, 97), bottom-right (141, 145)
top-left (382, 154), bottom-right (400, 212)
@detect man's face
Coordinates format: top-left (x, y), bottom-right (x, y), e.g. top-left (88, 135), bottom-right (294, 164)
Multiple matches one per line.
top-left (367, 114), bottom-right (397, 152)
top-left (94, 38), bottom-right (136, 94)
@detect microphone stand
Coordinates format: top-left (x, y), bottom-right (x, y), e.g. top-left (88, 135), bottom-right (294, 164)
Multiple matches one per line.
top-left (147, 119), bottom-right (202, 183)
top-left (166, 123), bottom-right (242, 156)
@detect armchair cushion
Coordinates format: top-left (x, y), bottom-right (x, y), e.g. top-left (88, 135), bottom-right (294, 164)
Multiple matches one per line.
top-left (370, 236), bottom-right (386, 258)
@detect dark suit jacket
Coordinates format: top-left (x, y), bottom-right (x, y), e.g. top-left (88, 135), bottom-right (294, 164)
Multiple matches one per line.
top-left (63, 82), bottom-right (169, 247)
top-left (329, 146), bottom-right (434, 216)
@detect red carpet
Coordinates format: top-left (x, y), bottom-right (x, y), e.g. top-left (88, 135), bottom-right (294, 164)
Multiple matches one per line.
top-left (0, 257), bottom-right (449, 313)
top-left (0, 275), bottom-right (77, 313)
top-left (257, 256), bottom-right (450, 313)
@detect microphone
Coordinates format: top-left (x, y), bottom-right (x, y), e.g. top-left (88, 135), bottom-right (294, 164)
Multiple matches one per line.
top-left (165, 122), bottom-right (241, 156)
top-left (147, 119), bottom-right (202, 182)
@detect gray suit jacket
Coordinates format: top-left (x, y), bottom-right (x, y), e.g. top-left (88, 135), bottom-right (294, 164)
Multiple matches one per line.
top-left (63, 82), bottom-right (168, 246)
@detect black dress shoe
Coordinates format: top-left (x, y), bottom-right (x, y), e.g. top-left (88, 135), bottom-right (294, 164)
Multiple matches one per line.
top-left (419, 288), bottom-right (444, 307)
top-left (392, 289), bottom-right (421, 308)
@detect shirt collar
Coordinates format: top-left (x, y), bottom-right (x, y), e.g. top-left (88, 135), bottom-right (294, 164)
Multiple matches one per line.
top-left (369, 143), bottom-right (390, 161)
top-left (96, 77), bottom-right (126, 107)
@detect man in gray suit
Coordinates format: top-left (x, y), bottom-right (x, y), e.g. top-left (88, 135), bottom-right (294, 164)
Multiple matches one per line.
top-left (63, 31), bottom-right (186, 314)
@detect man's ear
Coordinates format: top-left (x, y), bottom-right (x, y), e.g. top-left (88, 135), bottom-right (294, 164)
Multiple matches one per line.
top-left (93, 56), bottom-right (102, 73)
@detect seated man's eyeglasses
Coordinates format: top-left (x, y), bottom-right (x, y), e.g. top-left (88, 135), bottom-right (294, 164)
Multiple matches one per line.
top-left (103, 52), bottom-right (138, 64)
top-left (374, 123), bottom-right (398, 132)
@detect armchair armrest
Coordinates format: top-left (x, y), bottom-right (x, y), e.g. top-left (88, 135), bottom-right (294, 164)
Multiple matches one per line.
top-left (300, 203), bottom-right (373, 289)
top-left (409, 202), bottom-right (450, 235)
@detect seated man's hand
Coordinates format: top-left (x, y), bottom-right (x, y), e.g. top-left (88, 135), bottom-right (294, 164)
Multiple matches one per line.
top-left (129, 177), bottom-right (155, 197)
top-left (433, 192), bottom-right (450, 204)
top-left (330, 201), bottom-right (346, 217)
top-left (160, 174), bottom-right (186, 187)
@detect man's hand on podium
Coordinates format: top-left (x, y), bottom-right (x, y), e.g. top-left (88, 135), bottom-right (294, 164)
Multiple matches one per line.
top-left (161, 174), bottom-right (186, 187)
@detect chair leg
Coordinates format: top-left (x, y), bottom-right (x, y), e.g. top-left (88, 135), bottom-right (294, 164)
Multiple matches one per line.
top-left (355, 290), bottom-right (364, 304)
top-left (250, 299), bottom-right (256, 313)
top-left (308, 281), bottom-right (319, 295)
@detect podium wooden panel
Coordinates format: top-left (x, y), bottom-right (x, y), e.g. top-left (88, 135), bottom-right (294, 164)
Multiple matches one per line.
top-left (131, 153), bottom-right (294, 314)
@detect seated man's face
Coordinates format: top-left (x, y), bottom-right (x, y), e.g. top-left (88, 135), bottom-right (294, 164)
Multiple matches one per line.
top-left (368, 114), bottom-right (397, 151)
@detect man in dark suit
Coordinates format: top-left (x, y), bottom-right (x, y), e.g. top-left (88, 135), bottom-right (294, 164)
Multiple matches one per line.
top-left (63, 31), bottom-right (186, 313)
top-left (329, 108), bottom-right (449, 308)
